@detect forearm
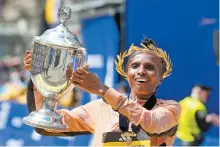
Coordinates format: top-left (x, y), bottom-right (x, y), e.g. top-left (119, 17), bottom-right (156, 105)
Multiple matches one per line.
top-left (98, 84), bottom-right (109, 98)
top-left (195, 111), bottom-right (212, 131)
top-left (206, 113), bottom-right (219, 127)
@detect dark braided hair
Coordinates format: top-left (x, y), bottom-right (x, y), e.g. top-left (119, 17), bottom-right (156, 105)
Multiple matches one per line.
top-left (141, 36), bottom-right (157, 47)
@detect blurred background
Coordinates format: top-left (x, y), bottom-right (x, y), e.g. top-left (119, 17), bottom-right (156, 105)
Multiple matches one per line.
top-left (0, 0), bottom-right (218, 146)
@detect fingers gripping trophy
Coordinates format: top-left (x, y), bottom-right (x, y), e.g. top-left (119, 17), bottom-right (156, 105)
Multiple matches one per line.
top-left (22, 5), bottom-right (87, 130)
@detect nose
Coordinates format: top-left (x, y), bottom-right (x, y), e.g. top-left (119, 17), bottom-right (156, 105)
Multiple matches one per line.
top-left (137, 66), bottom-right (146, 76)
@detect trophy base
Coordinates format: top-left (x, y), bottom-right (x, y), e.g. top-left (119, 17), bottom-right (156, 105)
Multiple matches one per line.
top-left (22, 109), bottom-right (66, 130)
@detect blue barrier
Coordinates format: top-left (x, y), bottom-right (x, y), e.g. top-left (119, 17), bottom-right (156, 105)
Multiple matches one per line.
top-left (173, 135), bottom-right (219, 146)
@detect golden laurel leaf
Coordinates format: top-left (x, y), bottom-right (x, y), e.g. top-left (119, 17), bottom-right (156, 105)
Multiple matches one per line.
top-left (115, 43), bottom-right (173, 79)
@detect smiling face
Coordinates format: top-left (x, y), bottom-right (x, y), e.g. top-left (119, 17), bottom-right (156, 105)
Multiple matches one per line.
top-left (126, 52), bottom-right (164, 98)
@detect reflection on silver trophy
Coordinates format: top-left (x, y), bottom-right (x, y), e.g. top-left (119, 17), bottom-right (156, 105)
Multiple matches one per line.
top-left (22, 4), bottom-right (87, 130)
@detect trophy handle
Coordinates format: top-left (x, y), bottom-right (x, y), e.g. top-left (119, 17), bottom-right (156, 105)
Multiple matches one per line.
top-left (76, 47), bottom-right (87, 67)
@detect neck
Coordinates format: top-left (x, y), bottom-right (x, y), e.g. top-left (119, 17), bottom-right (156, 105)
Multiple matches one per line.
top-left (130, 91), bottom-right (154, 100)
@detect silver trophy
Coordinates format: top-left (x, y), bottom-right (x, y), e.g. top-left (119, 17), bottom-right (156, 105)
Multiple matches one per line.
top-left (22, 5), bottom-right (87, 130)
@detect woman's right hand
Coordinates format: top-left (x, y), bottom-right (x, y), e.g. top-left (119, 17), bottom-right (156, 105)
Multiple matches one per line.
top-left (23, 50), bottom-right (32, 71)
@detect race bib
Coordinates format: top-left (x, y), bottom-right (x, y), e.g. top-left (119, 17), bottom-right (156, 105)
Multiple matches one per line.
top-left (102, 131), bottom-right (150, 147)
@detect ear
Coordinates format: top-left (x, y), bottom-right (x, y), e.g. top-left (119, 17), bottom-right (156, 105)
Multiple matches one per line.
top-left (158, 77), bottom-right (163, 85)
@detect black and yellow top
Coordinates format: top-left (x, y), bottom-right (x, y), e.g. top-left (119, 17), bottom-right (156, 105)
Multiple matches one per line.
top-left (177, 97), bottom-right (207, 142)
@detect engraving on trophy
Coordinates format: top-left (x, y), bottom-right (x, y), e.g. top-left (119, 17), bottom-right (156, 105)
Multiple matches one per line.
top-left (31, 42), bottom-right (46, 75)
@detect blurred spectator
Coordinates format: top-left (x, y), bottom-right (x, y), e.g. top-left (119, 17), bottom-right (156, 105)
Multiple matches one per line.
top-left (175, 84), bottom-right (219, 146)
top-left (0, 60), bottom-right (10, 86)
top-left (0, 0), bottom-right (6, 19)
top-left (0, 56), bottom-right (30, 104)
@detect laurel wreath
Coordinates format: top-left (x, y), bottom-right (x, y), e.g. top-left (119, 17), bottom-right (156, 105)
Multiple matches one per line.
top-left (115, 43), bottom-right (173, 79)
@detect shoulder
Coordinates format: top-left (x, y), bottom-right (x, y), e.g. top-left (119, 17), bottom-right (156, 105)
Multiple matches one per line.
top-left (179, 97), bottom-right (190, 103)
top-left (156, 99), bottom-right (179, 106)
top-left (156, 99), bottom-right (181, 116)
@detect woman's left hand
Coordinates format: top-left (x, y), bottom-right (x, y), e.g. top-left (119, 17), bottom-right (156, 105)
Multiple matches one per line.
top-left (70, 64), bottom-right (109, 97)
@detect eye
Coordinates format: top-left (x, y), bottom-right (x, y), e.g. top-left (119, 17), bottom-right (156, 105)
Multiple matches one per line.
top-left (130, 63), bottom-right (139, 69)
top-left (145, 65), bottom-right (154, 71)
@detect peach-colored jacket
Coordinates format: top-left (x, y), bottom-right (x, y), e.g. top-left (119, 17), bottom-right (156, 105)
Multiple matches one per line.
top-left (58, 88), bottom-right (181, 146)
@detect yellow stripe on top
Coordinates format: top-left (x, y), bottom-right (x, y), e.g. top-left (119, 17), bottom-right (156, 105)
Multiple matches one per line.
top-left (103, 140), bottom-right (150, 146)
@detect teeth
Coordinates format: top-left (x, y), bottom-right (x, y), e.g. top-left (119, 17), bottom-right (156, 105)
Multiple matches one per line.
top-left (136, 79), bottom-right (146, 82)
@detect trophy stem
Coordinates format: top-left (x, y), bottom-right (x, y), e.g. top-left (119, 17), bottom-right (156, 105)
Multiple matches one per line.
top-left (22, 97), bottom-right (66, 130)
top-left (41, 98), bottom-right (57, 112)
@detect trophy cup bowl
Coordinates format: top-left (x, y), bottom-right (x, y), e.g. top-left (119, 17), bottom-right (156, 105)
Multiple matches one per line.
top-left (22, 5), bottom-right (87, 130)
